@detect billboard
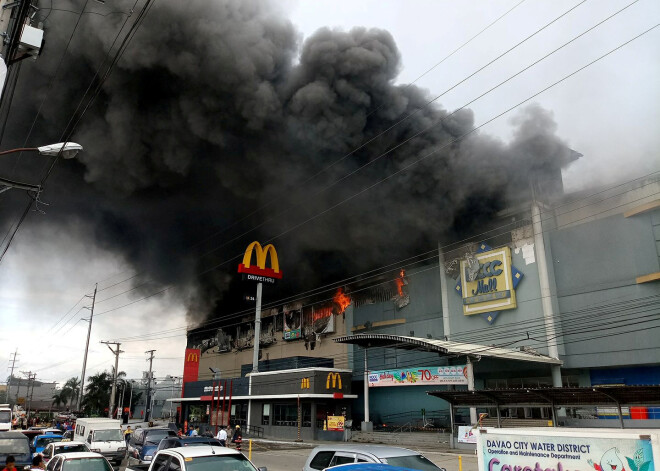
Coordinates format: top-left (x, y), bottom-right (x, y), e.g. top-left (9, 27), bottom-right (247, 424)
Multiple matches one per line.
top-left (459, 246), bottom-right (519, 316)
top-left (283, 303), bottom-right (302, 340)
top-left (479, 432), bottom-right (655, 471)
top-left (368, 365), bottom-right (468, 387)
top-left (326, 415), bottom-right (345, 431)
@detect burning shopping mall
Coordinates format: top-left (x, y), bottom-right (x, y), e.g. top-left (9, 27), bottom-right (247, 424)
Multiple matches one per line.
top-left (173, 173), bottom-right (660, 441)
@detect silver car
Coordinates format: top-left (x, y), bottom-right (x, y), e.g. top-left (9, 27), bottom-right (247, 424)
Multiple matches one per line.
top-left (303, 445), bottom-right (443, 471)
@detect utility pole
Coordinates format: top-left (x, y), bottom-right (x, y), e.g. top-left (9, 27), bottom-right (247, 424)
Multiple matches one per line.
top-left (6, 349), bottom-right (18, 406)
top-left (145, 350), bottom-right (155, 422)
top-left (101, 341), bottom-right (123, 419)
top-left (77, 284), bottom-right (97, 412)
top-left (20, 371), bottom-right (34, 418)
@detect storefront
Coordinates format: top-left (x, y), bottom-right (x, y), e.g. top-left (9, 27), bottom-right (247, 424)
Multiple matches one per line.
top-left (174, 368), bottom-right (356, 441)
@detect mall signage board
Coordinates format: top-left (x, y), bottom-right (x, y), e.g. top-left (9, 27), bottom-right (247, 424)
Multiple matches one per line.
top-left (368, 365), bottom-right (468, 387)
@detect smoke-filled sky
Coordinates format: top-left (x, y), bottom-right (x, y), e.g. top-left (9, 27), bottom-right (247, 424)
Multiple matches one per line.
top-left (0, 0), bottom-right (658, 386)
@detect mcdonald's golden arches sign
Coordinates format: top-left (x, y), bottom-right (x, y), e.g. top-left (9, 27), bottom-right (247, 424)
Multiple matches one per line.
top-left (326, 372), bottom-right (342, 390)
top-left (238, 241), bottom-right (283, 282)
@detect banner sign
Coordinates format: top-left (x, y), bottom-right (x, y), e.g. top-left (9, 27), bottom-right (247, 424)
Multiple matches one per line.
top-left (326, 415), bottom-right (345, 431)
top-left (479, 432), bottom-right (655, 471)
top-left (368, 365), bottom-right (468, 387)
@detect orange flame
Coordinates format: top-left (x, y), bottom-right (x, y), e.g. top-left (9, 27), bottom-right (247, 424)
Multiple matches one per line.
top-left (333, 288), bottom-right (351, 313)
top-left (395, 269), bottom-right (406, 297)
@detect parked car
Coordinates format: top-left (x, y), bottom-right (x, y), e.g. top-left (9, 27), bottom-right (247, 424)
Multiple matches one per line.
top-left (125, 446), bottom-right (266, 471)
top-left (0, 431), bottom-right (32, 469)
top-left (127, 426), bottom-right (177, 465)
top-left (155, 436), bottom-right (222, 452)
top-left (42, 441), bottom-right (90, 464)
top-left (45, 451), bottom-right (114, 471)
top-left (303, 445), bottom-right (444, 471)
top-left (32, 433), bottom-right (63, 457)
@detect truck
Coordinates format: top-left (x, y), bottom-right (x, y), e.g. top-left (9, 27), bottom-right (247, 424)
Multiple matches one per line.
top-left (476, 428), bottom-right (659, 471)
top-left (73, 417), bottom-right (126, 466)
top-left (0, 404), bottom-right (11, 432)
top-left (125, 446), bottom-right (267, 471)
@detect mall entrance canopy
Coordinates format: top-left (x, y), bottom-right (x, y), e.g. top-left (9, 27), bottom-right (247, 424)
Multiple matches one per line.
top-left (428, 385), bottom-right (660, 429)
top-left (333, 334), bottom-right (562, 431)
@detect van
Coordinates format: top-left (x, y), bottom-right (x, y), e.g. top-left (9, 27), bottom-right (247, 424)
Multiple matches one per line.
top-left (73, 418), bottom-right (126, 466)
top-left (0, 404), bottom-right (11, 432)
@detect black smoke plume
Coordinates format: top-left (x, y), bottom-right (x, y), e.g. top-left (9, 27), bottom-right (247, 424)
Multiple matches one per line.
top-left (0, 0), bottom-right (575, 322)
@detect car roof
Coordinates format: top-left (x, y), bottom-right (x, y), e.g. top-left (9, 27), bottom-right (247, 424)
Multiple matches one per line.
top-left (163, 437), bottom-right (218, 443)
top-left (328, 464), bottom-right (418, 471)
top-left (310, 445), bottom-right (419, 458)
top-left (0, 432), bottom-right (28, 439)
top-left (37, 433), bottom-right (63, 438)
top-left (56, 452), bottom-right (107, 460)
top-left (52, 441), bottom-right (87, 448)
top-left (162, 446), bottom-right (243, 458)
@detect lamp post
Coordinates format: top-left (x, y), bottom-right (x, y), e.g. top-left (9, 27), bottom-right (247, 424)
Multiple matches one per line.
top-left (0, 142), bottom-right (82, 193)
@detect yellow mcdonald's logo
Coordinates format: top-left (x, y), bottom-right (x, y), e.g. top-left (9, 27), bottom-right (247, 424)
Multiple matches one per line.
top-left (326, 372), bottom-right (342, 390)
top-left (300, 378), bottom-right (310, 389)
top-left (237, 241), bottom-right (283, 279)
top-left (186, 352), bottom-right (199, 362)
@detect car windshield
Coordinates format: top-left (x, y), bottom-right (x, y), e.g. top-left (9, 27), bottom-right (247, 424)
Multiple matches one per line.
top-left (0, 411), bottom-right (11, 422)
top-left (55, 444), bottom-right (89, 454)
top-left (62, 457), bottom-right (113, 471)
top-left (36, 436), bottom-right (63, 447)
top-left (382, 455), bottom-right (440, 471)
top-left (186, 454), bottom-right (257, 471)
top-left (0, 437), bottom-right (30, 455)
top-left (93, 429), bottom-right (123, 441)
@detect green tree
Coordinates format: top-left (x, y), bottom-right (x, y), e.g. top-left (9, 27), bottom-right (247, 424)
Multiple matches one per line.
top-left (63, 377), bottom-right (81, 408)
top-left (51, 389), bottom-right (67, 409)
top-left (82, 372), bottom-right (112, 416)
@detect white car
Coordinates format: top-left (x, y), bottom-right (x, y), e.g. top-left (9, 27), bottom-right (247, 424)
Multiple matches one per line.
top-left (42, 441), bottom-right (90, 464)
top-left (45, 451), bottom-right (113, 471)
top-left (125, 446), bottom-right (267, 471)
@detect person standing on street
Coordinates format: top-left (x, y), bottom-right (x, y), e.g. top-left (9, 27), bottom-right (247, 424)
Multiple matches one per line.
top-left (2, 456), bottom-right (16, 471)
top-left (124, 426), bottom-right (133, 445)
top-left (215, 426), bottom-right (227, 446)
top-left (30, 455), bottom-right (45, 470)
top-left (231, 425), bottom-right (242, 452)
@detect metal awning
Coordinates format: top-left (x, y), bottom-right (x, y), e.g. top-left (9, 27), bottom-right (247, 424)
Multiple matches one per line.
top-left (333, 334), bottom-right (562, 365)
top-left (427, 386), bottom-right (660, 407)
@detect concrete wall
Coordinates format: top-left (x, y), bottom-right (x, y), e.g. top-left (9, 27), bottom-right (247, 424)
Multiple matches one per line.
top-left (549, 210), bottom-right (660, 369)
top-left (199, 311), bottom-right (352, 380)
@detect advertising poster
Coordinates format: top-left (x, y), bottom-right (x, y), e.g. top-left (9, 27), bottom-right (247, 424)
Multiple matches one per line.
top-left (283, 303), bottom-right (302, 340)
top-left (326, 415), bottom-right (345, 431)
top-left (480, 432), bottom-right (655, 471)
top-left (368, 365), bottom-right (468, 387)
top-left (458, 426), bottom-right (479, 444)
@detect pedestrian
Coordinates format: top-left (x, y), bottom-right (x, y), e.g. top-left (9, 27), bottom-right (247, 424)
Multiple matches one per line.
top-left (177, 428), bottom-right (183, 438)
top-left (190, 426), bottom-right (199, 437)
top-left (215, 425), bottom-right (227, 446)
top-left (231, 425), bottom-right (242, 452)
top-left (124, 426), bottom-right (132, 444)
top-left (2, 456), bottom-right (16, 471)
top-left (30, 455), bottom-right (45, 470)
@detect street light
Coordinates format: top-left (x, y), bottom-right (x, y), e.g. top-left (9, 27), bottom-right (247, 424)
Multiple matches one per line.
top-left (0, 142), bottom-right (83, 193)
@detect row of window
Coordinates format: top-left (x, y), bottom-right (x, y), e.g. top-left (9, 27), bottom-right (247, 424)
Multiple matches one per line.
top-left (262, 403), bottom-right (312, 427)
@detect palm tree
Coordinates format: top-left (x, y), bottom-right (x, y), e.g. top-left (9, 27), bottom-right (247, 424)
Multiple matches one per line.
top-left (63, 377), bottom-right (81, 408)
top-left (82, 372), bottom-right (112, 416)
top-left (51, 390), bottom-right (66, 409)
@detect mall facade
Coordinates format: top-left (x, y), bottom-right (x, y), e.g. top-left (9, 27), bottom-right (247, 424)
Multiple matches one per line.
top-left (176, 174), bottom-right (660, 436)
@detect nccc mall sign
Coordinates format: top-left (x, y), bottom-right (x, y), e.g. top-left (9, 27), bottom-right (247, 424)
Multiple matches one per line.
top-left (237, 241), bottom-right (283, 284)
top-left (455, 243), bottom-right (523, 324)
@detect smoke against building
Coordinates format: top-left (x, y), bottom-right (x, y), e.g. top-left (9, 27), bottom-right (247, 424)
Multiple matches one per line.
top-left (0, 0), bottom-right (577, 325)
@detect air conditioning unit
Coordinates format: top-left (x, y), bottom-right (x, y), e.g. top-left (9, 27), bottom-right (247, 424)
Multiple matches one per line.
top-left (19, 25), bottom-right (43, 58)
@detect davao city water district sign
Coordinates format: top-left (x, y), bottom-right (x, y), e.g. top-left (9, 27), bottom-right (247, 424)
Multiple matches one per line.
top-left (455, 243), bottom-right (523, 323)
